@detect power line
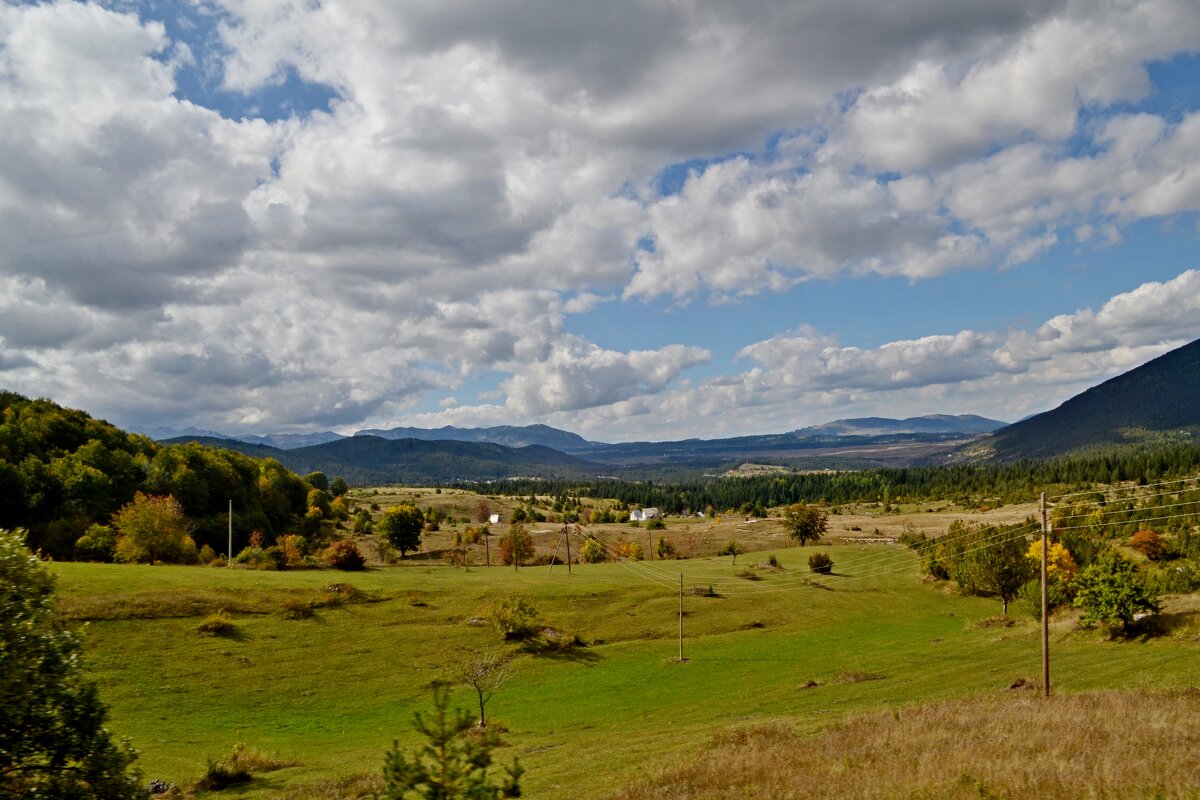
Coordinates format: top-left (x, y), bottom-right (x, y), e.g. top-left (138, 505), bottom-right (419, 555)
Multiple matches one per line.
top-left (1049, 475), bottom-right (1200, 501)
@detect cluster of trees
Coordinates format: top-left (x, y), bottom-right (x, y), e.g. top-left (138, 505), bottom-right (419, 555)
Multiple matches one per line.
top-left (477, 443), bottom-right (1200, 513)
top-left (0, 393), bottom-right (354, 563)
top-left (912, 520), bottom-right (1163, 630)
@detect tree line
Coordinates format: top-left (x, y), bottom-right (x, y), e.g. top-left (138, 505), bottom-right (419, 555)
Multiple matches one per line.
top-left (472, 443), bottom-right (1200, 513)
top-left (0, 392), bottom-right (319, 559)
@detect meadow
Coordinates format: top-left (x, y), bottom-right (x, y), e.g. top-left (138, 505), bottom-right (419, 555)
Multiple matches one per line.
top-left (53, 504), bottom-right (1200, 798)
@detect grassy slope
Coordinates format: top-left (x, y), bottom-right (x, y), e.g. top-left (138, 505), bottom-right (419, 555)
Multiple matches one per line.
top-left (53, 549), bottom-right (1200, 797)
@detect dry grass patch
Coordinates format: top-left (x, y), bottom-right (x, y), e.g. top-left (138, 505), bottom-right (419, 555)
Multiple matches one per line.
top-left (613, 689), bottom-right (1200, 799)
top-left (278, 774), bottom-right (384, 799)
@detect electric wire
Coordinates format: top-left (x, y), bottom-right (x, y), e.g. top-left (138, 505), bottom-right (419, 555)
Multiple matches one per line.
top-left (1049, 475), bottom-right (1200, 501)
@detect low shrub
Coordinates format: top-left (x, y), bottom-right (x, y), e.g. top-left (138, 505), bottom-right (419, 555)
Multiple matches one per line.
top-left (195, 741), bottom-right (297, 791)
top-left (1129, 530), bottom-right (1167, 560)
top-left (486, 593), bottom-right (540, 640)
top-left (808, 552), bottom-right (834, 574)
top-left (656, 537), bottom-right (677, 559)
top-left (581, 537), bottom-right (606, 563)
top-left (645, 518), bottom-right (666, 530)
top-left (196, 759), bottom-right (251, 791)
top-left (325, 539), bottom-right (366, 571)
top-left (198, 610), bottom-right (237, 636)
top-left (74, 524), bottom-right (117, 562)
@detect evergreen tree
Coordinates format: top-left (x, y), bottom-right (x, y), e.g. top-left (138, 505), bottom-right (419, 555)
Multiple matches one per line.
top-left (0, 529), bottom-right (146, 799)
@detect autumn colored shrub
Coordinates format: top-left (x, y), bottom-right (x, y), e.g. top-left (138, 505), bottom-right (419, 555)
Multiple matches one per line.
top-left (326, 539), bottom-right (366, 571)
top-left (498, 526), bottom-right (534, 567)
top-left (1128, 530), bottom-right (1167, 560)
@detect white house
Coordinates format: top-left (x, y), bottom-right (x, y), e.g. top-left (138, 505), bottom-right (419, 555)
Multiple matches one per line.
top-left (629, 507), bottom-right (662, 522)
top-left (489, 513), bottom-right (501, 525)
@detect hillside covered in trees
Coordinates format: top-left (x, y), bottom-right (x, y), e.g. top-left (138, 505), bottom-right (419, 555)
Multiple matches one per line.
top-left (984, 338), bottom-right (1200, 460)
top-left (0, 392), bottom-right (315, 558)
top-left (165, 434), bottom-right (606, 484)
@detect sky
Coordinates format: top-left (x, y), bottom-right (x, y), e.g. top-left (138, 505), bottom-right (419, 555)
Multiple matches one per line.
top-left (2, 0), bottom-right (1200, 443)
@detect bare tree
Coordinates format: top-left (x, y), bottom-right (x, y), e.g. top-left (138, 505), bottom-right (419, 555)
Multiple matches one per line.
top-left (449, 649), bottom-right (515, 728)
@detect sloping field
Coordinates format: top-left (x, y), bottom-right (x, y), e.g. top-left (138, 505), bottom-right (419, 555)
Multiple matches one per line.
top-left (52, 546), bottom-right (1200, 798)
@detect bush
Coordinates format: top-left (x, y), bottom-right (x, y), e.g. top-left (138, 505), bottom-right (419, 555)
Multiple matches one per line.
top-left (808, 552), bottom-right (834, 574)
top-left (1017, 575), bottom-right (1075, 620)
top-left (645, 517), bottom-right (666, 530)
top-left (326, 539), bottom-right (366, 571)
top-left (198, 610), bottom-right (237, 636)
top-left (581, 537), bottom-right (606, 563)
top-left (656, 536), bottom-right (676, 559)
top-left (486, 594), bottom-right (540, 640)
top-left (196, 759), bottom-right (252, 791)
top-left (74, 523), bottom-right (117, 562)
top-left (198, 544), bottom-right (218, 564)
top-left (1073, 550), bottom-right (1162, 633)
top-left (1128, 530), bottom-right (1167, 560)
top-left (498, 526), bottom-right (534, 567)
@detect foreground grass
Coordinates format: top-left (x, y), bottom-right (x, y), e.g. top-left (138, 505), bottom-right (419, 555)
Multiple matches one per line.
top-left (51, 547), bottom-right (1200, 798)
top-left (615, 689), bottom-right (1200, 799)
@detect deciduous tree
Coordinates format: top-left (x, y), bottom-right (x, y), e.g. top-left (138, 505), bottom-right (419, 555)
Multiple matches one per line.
top-left (782, 504), bottom-right (827, 546)
top-left (112, 492), bottom-right (197, 564)
top-left (378, 504), bottom-right (424, 557)
top-left (1074, 550), bottom-right (1161, 633)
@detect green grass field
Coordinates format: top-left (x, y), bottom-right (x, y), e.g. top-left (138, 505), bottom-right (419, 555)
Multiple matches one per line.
top-left (52, 544), bottom-right (1200, 798)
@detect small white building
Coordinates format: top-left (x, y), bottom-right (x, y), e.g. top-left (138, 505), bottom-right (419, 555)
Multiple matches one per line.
top-left (629, 507), bottom-right (662, 522)
top-left (489, 513), bottom-right (501, 525)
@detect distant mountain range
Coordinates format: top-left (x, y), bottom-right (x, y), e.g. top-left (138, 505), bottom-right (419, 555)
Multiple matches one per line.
top-left (161, 414), bottom-right (1003, 483)
top-left (356, 423), bottom-right (595, 452)
top-left (981, 338), bottom-right (1200, 460)
top-left (145, 414), bottom-right (1001, 452)
top-left (163, 436), bottom-right (605, 484)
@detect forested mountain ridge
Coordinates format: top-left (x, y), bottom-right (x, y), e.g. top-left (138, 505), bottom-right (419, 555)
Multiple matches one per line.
top-left (982, 338), bottom-right (1200, 460)
top-left (165, 434), bottom-right (607, 484)
top-left (353, 423), bottom-right (596, 451)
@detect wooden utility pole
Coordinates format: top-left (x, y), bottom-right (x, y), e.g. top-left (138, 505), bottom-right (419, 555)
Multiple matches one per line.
top-left (548, 525), bottom-right (565, 574)
top-left (227, 499), bottom-right (233, 567)
top-left (565, 526), bottom-right (572, 574)
top-left (1040, 492), bottom-right (1050, 698)
top-left (678, 573), bottom-right (684, 662)
top-left (648, 530), bottom-right (654, 560)
top-left (484, 531), bottom-right (491, 567)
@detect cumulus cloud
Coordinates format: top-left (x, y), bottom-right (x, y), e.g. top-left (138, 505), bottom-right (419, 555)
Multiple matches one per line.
top-left (501, 337), bottom-right (710, 416)
top-left (4, 0), bottom-right (1200, 437)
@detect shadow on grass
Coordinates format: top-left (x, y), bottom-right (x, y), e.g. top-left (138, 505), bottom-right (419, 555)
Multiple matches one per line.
top-left (1127, 610), bottom-right (1200, 641)
top-left (517, 640), bottom-right (603, 664)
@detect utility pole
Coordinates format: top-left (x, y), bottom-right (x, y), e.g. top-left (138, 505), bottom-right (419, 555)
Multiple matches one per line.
top-left (648, 530), bottom-right (654, 561)
top-left (1040, 491), bottom-right (1050, 698)
top-left (548, 525), bottom-right (564, 574)
top-left (565, 525), bottom-right (572, 574)
top-left (227, 499), bottom-right (233, 567)
top-left (484, 531), bottom-right (491, 567)
top-left (678, 573), bottom-right (684, 662)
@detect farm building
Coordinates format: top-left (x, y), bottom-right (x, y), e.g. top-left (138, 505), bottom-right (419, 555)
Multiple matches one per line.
top-left (629, 507), bottom-right (662, 522)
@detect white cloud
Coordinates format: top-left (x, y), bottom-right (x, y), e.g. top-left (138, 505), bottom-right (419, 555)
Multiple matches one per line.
top-left (4, 0), bottom-right (1200, 439)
